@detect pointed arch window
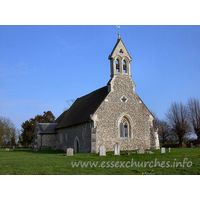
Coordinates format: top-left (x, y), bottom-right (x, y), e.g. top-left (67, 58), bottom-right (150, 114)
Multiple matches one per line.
top-left (123, 60), bottom-right (127, 73)
top-left (119, 117), bottom-right (130, 138)
top-left (116, 59), bottom-right (119, 73)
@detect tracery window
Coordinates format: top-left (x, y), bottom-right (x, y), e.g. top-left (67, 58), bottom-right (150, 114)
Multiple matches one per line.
top-left (119, 117), bottom-right (130, 138)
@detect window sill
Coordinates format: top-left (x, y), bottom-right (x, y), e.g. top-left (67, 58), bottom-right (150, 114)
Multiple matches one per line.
top-left (119, 137), bottom-right (131, 140)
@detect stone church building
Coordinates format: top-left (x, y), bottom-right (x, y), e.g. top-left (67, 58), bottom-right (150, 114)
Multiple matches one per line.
top-left (32, 34), bottom-right (160, 153)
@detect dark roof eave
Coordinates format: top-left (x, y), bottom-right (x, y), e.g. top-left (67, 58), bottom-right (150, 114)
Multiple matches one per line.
top-left (40, 132), bottom-right (58, 135)
top-left (55, 119), bottom-right (93, 130)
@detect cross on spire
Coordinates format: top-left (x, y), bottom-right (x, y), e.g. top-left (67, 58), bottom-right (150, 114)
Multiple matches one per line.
top-left (116, 25), bottom-right (120, 38)
top-left (118, 33), bottom-right (120, 39)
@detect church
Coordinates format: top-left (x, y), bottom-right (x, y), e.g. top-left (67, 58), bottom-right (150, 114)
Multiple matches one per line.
top-left (32, 34), bottom-right (160, 153)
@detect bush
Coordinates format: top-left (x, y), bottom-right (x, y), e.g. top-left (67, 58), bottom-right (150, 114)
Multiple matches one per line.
top-left (186, 139), bottom-right (199, 148)
top-left (162, 143), bottom-right (180, 148)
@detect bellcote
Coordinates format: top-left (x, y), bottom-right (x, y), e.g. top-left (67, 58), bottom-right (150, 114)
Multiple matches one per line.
top-left (108, 34), bottom-right (132, 78)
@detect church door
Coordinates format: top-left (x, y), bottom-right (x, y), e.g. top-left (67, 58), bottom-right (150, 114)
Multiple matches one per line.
top-left (74, 138), bottom-right (79, 153)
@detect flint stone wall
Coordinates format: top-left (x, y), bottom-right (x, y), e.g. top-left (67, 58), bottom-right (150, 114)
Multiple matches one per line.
top-left (32, 133), bottom-right (59, 150)
top-left (41, 134), bottom-right (59, 150)
top-left (57, 122), bottom-right (92, 153)
top-left (94, 75), bottom-right (154, 153)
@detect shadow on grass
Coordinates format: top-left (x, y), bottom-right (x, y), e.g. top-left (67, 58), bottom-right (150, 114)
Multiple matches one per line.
top-left (0, 148), bottom-right (65, 155)
top-left (1, 147), bottom-right (158, 156)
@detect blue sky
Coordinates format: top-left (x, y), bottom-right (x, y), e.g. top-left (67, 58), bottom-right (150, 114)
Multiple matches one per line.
top-left (0, 25), bottom-right (200, 130)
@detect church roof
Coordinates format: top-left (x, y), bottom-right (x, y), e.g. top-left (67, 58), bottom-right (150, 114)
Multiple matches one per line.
top-left (56, 86), bottom-right (109, 129)
top-left (54, 110), bottom-right (68, 124)
top-left (37, 123), bottom-right (58, 134)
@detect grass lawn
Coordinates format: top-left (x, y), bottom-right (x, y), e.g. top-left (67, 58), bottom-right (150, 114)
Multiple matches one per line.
top-left (0, 147), bottom-right (200, 175)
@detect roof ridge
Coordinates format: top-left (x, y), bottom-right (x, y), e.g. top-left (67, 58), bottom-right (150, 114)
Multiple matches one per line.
top-left (77, 85), bottom-right (108, 100)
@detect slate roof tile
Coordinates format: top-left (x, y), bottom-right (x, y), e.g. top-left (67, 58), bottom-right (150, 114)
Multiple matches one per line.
top-left (56, 86), bottom-right (109, 129)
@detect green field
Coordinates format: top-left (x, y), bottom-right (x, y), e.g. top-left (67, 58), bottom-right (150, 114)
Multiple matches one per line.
top-left (0, 147), bottom-right (200, 175)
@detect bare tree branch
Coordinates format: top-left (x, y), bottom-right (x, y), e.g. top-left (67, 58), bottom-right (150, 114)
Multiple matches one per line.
top-left (187, 97), bottom-right (200, 142)
top-left (166, 102), bottom-right (191, 146)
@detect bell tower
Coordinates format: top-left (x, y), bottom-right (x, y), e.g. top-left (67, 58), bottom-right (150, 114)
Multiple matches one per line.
top-left (108, 34), bottom-right (132, 78)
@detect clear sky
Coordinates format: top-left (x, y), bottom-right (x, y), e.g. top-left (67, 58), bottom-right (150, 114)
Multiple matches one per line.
top-left (1, 25), bottom-right (200, 130)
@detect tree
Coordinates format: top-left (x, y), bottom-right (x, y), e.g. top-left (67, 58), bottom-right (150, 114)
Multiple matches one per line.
top-left (20, 119), bottom-right (35, 146)
top-left (157, 120), bottom-right (171, 143)
top-left (187, 97), bottom-right (200, 142)
top-left (37, 111), bottom-right (55, 123)
top-left (20, 111), bottom-right (55, 146)
top-left (153, 114), bottom-right (176, 144)
top-left (166, 102), bottom-right (191, 146)
top-left (0, 116), bottom-right (17, 146)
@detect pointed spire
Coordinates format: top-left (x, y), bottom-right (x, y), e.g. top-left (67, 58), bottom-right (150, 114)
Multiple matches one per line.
top-left (118, 33), bottom-right (120, 39)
